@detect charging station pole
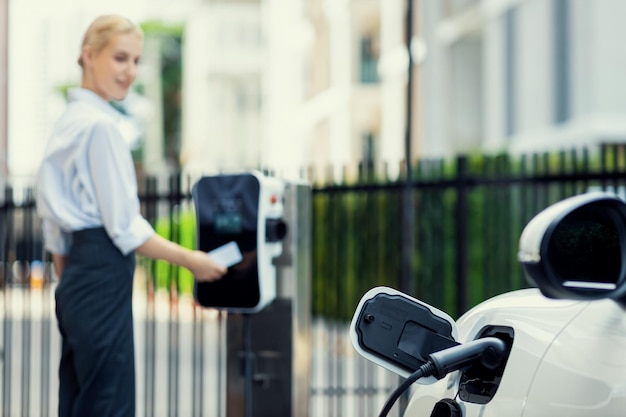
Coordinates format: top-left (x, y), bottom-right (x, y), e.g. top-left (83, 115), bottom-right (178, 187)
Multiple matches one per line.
top-left (192, 172), bottom-right (311, 417)
top-left (224, 180), bottom-right (311, 417)
top-left (225, 180), bottom-right (311, 417)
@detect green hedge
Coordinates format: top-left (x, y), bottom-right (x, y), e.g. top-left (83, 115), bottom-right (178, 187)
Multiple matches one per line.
top-left (141, 210), bottom-right (196, 294)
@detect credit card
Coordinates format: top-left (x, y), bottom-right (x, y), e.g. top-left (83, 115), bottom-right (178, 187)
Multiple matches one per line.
top-left (207, 241), bottom-right (243, 268)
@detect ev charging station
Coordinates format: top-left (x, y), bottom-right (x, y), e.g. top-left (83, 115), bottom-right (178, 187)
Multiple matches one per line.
top-left (192, 171), bottom-right (311, 417)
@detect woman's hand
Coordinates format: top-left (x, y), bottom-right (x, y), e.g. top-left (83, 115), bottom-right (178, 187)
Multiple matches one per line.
top-left (136, 234), bottom-right (226, 281)
top-left (187, 251), bottom-right (227, 282)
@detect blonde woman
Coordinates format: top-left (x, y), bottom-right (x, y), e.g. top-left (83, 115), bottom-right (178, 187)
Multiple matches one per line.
top-left (36, 15), bottom-right (226, 417)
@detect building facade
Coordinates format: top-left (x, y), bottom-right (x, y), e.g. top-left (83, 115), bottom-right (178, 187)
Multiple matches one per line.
top-left (418, 0), bottom-right (626, 157)
top-left (0, 0), bottom-right (7, 194)
top-left (9, 0), bottom-right (621, 185)
top-left (181, 0), bottom-right (419, 181)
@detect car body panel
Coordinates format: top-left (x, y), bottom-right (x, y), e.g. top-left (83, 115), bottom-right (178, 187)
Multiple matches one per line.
top-left (403, 288), bottom-right (626, 416)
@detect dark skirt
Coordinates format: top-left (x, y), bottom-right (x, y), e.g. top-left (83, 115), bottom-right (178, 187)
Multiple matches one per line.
top-left (55, 227), bottom-right (136, 417)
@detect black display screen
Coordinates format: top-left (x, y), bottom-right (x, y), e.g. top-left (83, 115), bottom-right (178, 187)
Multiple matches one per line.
top-left (192, 174), bottom-right (261, 310)
top-left (215, 212), bottom-right (242, 234)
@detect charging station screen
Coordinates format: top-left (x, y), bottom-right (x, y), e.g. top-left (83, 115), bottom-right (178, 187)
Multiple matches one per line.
top-left (215, 212), bottom-right (242, 234)
top-left (192, 174), bottom-right (261, 310)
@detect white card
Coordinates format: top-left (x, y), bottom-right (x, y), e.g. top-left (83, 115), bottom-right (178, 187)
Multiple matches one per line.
top-left (207, 241), bottom-right (243, 268)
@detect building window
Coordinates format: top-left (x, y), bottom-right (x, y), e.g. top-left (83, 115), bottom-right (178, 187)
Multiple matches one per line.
top-left (363, 131), bottom-right (376, 162)
top-left (505, 7), bottom-right (517, 137)
top-left (360, 35), bottom-right (379, 84)
top-left (361, 131), bottom-right (377, 179)
top-left (554, 0), bottom-right (570, 124)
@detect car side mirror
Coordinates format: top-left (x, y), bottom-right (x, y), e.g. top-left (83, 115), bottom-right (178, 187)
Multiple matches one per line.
top-left (519, 192), bottom-right (626, 303)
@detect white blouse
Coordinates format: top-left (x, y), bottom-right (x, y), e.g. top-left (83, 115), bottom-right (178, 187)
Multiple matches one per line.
top-left (36, 88), bottom-right (154, 256)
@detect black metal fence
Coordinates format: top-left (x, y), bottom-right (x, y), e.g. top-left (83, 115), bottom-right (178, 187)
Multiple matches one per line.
top-left (3, 145), bottom-right (626, 416)
top-left (311, 145), bottom-right (626, 320)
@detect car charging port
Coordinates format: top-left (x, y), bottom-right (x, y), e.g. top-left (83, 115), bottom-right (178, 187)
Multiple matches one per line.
top-left (457, 326), bottom-right (514, 404)
top-left (377, 336), bottom-right (507, 417)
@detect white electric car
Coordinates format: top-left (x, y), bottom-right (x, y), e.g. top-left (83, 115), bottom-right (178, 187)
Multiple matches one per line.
top-left (351, 192), bottom-right (626, 417)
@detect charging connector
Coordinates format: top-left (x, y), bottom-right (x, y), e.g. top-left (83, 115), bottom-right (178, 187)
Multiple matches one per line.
top-left (377, 337), bottom-right (508, 417)
top-left (428, 337), bottom-right (507, 379)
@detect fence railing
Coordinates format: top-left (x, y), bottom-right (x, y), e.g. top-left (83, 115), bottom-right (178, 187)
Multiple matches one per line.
top-left (311, 145), bottom-right (626, 319)
top-left (0, 285), bottom-right (227, 417)
top-left (3, 145), bottom-right (626, 416)
top-left (1, 171), bottom-right (401, 417)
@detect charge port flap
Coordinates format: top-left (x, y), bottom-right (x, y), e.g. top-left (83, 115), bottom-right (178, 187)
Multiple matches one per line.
top-left (350, 287), bottom-right (459, 381)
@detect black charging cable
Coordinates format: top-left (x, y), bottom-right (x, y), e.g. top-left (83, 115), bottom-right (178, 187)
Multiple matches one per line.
top-left (377, 337), bottom-right (507, 417)
top-left (377, 362), bottom-right (435, 417)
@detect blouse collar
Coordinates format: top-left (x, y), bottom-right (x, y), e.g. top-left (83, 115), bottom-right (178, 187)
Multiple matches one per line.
top-left (67, 88), bottom-right (123, 121)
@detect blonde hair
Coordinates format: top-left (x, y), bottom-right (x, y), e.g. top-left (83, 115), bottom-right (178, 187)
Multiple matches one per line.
top-left (78, 15), bottom-right (144, 67)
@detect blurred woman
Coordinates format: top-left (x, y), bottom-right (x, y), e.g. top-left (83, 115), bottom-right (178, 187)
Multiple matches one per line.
top-left (36, 14), bottom-right (226, 417)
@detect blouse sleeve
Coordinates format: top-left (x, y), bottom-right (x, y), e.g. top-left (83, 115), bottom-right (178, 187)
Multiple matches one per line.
top-left (86, 120), bottom-right (154, 255)
top-left (41, 218), bottom-right (72, 255)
